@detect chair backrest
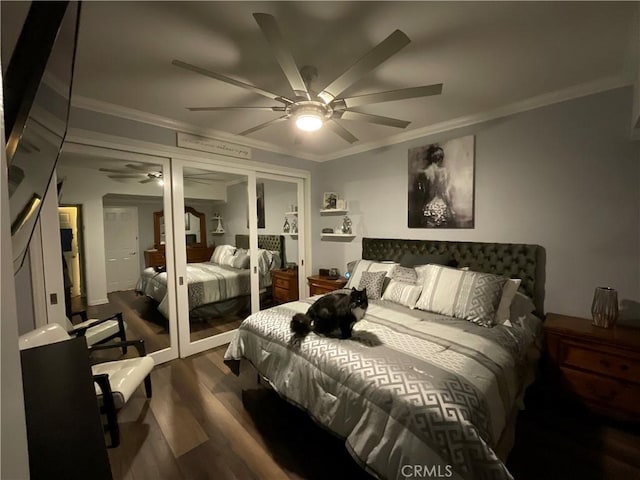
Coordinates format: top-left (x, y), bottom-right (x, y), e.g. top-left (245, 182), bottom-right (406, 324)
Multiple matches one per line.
top-left (19, 323), bottom-right (72, 351)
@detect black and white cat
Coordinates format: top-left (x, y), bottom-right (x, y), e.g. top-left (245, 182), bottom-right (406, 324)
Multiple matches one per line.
top-left (290, 287), bottom-right (368, 339)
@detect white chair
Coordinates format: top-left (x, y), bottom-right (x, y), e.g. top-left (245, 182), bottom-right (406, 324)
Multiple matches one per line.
top-left (19, 322), bottom-right (154, 448)
top-left (67, 311), bottom-right (128, 354)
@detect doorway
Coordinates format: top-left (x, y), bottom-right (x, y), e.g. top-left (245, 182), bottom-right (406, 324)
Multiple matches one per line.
top-left (58, 205), bottom-right (83, 298)
top-left (103, 206), bottom-right (140, 292)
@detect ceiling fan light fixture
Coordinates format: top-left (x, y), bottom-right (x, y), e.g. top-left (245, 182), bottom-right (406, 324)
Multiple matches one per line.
top-left (290, 101), bottom-right (331, 132)
top-left (295, 112), bottom-right (323, 132)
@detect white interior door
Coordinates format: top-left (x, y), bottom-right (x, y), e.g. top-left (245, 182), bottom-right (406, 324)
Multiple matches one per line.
top-left (104, 206), bottom-right (140, 292)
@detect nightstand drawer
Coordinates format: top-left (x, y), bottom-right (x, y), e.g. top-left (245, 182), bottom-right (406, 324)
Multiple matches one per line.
top-left (561, 342), bottom-right (640, 384)
top-left (560, 367), bottom-right (640, 415)
top-left (274, 277), bottom-right (293, 290)
top-left (273, 286), bottom-right (295, 303)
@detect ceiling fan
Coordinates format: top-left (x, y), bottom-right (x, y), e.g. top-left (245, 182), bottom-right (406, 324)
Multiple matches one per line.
top-left (99, 164), bottom-right (217, 186)
top-left (172, 13), bottom-right (443, 144)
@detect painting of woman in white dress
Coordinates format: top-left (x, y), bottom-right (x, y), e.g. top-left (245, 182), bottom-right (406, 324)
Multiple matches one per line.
top-left (408, 135), bottom-right (475, 228)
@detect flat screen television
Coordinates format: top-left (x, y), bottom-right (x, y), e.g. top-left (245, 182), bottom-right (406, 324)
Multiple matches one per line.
top-left (2, 1), bottom-right (80, 273)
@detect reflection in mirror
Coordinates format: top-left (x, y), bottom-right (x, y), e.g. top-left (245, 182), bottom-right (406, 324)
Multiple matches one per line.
top-left (257, 177), bottom-right (299, 309)
top-left (178, 167), bottom-right (255, 343)
top-left (57, 154), bottom-right (171, 357)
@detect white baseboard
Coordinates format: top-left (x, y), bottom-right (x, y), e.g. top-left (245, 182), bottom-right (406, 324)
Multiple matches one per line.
top-left (87, 298), bottom-right (109, 306)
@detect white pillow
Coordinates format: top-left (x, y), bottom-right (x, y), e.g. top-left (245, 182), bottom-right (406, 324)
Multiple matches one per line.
top-left (494, 278), bottom-right (522, 324)
top-left (230, 249), bottom-right (251, 269)
top-left (211, 245), bottom-right (236, 265)
top-left (382, 279), bottom-right (423, 309)
top-left (345, 260), bottom-right (397, 290)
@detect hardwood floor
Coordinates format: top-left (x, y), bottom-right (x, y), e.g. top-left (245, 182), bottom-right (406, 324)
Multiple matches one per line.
top-left (107, 345), bottom-right (373, 480)
top-left (507, 393), bottom-right (640, 480)
top-left (72, 290), bottom-right (243, 354)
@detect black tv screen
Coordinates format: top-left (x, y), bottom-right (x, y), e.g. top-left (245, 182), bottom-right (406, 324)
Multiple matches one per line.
top-left (2, 1), bottom-right (80, 273)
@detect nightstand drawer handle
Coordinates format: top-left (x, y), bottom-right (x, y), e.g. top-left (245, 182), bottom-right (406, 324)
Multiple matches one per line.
top-left (620, 364), bottom-right (629, 371)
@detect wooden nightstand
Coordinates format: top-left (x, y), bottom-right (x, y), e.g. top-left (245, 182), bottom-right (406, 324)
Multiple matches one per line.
top-left (272, 269), bottom-right (299, 305)
top-left (144, 249), bottom-right (165, 268)
top-left (544, 312), bottom-right (640, 421)
top-left (307, 275), bottom-right (348, 296)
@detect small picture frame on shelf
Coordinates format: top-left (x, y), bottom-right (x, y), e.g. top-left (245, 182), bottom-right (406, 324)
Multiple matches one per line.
top-left (323, 192), bottom-right (338, 210)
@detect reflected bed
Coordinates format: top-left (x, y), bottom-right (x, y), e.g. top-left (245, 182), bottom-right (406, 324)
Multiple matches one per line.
top-left (136, 234), bottom-right (284, 320)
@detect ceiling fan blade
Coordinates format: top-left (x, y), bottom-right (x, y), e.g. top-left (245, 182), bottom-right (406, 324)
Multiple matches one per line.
top-left (317, 30), bottom-right (411, 104)
top-left (186, 106), bottom-right (286, 112)
top-left (325, 120), bottom-right (358, 144)
top-left (139, 177), bottom-right (157, 184)
top-left (239, 115), bottom-right (289, 136)
top-left (172, 59), bottom-right (293, 105)
top-left (253, 13), bottom-right (310, 100)
top-left (99, 167), bottom-right (138, 174)
top-left (334, 110), bottom-right (410, 129)
top-left (335, 84), bottom-right (443, 109)
top-left (107, 174), bottom-right (143, 179)
top-left (125, 163), bottom-right (154, 172)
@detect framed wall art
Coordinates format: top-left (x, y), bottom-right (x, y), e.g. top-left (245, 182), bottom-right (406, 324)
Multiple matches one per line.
top-left (408, 135), bottom-right (475, 229)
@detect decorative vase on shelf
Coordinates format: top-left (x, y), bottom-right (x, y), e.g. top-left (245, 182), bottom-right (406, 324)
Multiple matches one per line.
top-left (591, 286), bottom-right (618, 328)
top-left (341, 215), bottom-right (352, 234)
top-left (291, 218), bottom-right (298, 233)
top-left (283, 217), bottom-right (290, 233)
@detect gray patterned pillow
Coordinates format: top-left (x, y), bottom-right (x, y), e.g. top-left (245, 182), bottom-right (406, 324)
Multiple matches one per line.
top-left (390, 265), bottom-right (418, 284)
top-left (415, 264), bottom-right (507, 327)
top-left (358, 271), bottom-right (386, 299)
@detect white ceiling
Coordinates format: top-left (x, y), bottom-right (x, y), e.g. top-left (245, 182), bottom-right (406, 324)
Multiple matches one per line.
top-left (9, 2), bottom-right (640, 161)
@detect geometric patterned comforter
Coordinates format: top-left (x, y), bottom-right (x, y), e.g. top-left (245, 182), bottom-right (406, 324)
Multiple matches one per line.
top-left (224, 293), bottom-right (541, 480)
top-left (136, 262), bottom-right (272, 319)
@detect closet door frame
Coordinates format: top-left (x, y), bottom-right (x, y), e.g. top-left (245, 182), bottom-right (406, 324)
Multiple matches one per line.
top-left (172, 159), bottom-right (259, 357)
top-left (53, 142), bottom-right (179, 365)
top-left (255, 172), bottom-right (307, 298)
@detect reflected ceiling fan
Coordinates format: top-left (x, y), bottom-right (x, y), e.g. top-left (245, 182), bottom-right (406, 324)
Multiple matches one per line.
top-left (172, 13), bottom-right (443, 144)
top-left (99, 164), bottom-right (216, 186)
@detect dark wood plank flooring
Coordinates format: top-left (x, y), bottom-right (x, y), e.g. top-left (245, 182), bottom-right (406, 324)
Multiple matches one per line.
top-left (72, 290), bottom-right (243, 354)
top-left (108, 345), bottom-right (374, 480)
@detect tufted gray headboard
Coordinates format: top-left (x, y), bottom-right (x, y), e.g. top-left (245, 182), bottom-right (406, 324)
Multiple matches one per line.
top-left (362, 237), bottom-right (545, 315)
top-left (235, 234), bottom-right (285, 268)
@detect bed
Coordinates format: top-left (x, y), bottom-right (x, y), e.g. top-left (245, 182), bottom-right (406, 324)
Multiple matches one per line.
top-left (224, 238), bottom-right (545, 480)
top-left (136, 234), bottom-right (284, 319)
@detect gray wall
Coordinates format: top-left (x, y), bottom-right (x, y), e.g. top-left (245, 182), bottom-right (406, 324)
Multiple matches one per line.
top-left (312, 87), bottom-right (640, 322)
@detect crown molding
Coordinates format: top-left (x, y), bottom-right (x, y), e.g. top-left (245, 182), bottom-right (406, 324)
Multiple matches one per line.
top-left (320, 75), bottom-right (633, 161)
top-left (70, 75), bottom-right (631, 163)
top-left (70, 94), bottom-right (323, 162)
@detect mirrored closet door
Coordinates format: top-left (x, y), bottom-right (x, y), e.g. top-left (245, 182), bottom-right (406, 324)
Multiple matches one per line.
top-left (256, 173), bottom-right (306, 309)
top-left (56, 147), bottom-right (179, 365)
top-left (172, 160), bottom-right (260, 357)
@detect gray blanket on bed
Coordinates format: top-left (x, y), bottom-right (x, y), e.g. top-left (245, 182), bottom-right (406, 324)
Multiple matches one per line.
top-left (225, 295), bottom-right (540, 480)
